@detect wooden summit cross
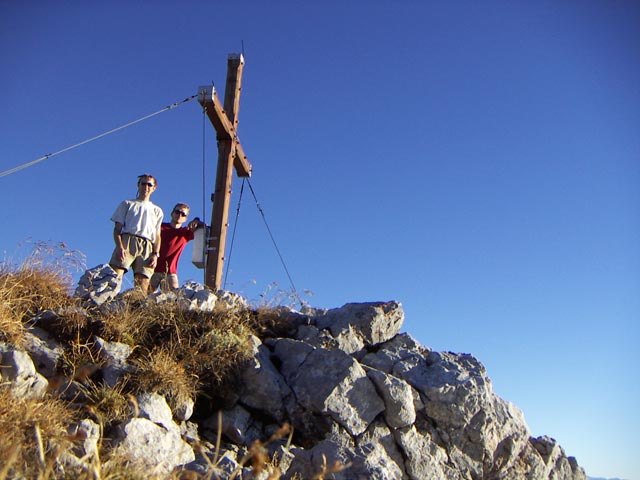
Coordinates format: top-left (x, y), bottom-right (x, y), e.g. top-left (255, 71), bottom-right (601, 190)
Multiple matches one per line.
top-left (197, 54), bottom-right (252, 291)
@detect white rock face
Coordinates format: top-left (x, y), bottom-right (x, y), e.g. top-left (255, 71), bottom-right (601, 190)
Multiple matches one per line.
top-left (113, 418), bottom-right (195, 476)
top-left (74, 264), bottom-right (122, 304)
top-left (10, 287), bottom-right (587, 480)
top-left (0, 346), bottom-right (48, 400)
top-left (367, 367), bottom-right (416, 428)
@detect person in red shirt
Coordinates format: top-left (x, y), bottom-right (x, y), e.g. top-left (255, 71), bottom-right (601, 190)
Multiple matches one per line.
top-left (149, 203), bottom-right (203, 292)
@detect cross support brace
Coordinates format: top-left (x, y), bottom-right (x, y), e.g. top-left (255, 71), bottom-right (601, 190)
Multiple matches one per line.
top-left (199, 54), bottom-right (252, 291)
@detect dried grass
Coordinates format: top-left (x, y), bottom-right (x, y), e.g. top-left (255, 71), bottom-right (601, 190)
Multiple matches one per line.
top-left (0, 387), bottom-right (77, 479)
top-left (0, 242), bottom-right (318, 479)
top-left (0, 241), bottom-right (83, 346)
top-left (96, 298), bottom-right (255, 387)
top-left (132, 347), bottom-right (197, 412)
top-left (80, 380), bottom-right (132, 426)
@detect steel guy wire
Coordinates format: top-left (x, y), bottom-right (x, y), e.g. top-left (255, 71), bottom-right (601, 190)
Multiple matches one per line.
top-left (223, 178), bottom-right (246, 290)
top-left (0, 94), bottom-right (198, 178)
top-left (246, 178), bottom-right (302, 307)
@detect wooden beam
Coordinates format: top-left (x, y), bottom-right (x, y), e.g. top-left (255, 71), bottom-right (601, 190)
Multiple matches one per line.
top-left (198, 86), bottom-right (251, 177)
top-left (199, 87), bottom-right (233, 139)
top-left (205, 138), bottom-right (235, 290)
top-left (223, 54), bottom-right (243, 128)
top-left (233, 142), bottom-right (250, 177)
top-left (203, 54), bottom-right (248, 291)
top-left (222, 55), bottom-right (251, 178)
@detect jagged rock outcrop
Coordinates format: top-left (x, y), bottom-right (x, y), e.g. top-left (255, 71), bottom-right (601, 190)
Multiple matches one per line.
top-left (75, 263), bottom-right (122, 304)
top-left (0, 277), bottom-right (587, 480)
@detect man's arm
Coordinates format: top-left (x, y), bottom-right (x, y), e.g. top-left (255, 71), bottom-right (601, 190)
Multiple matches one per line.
top-left (113, 222), bottom-right (126, 262)
top-left (149, 224), bottom-right (161, 268)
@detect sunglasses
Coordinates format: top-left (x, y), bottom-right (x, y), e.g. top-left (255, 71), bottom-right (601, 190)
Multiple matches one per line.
top-left (139, 182), bottom-right (155, 188)
top-left (173, 210), bottom-right (188, 217)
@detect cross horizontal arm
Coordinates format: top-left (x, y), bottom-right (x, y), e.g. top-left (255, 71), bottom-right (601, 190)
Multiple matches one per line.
top-left (198, 86), bottom-right (235, 139)
top-left (198, 86), bottom-right (252, 177)
top-left (233, 143), bottom-right (250, 178)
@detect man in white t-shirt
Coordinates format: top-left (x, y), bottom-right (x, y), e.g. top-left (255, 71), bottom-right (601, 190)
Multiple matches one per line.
top-left (109, 174), bottom-right (164, 293)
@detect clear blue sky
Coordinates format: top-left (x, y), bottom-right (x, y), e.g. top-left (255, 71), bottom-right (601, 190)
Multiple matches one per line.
top-left (1, 2), bottom-right (638, 478)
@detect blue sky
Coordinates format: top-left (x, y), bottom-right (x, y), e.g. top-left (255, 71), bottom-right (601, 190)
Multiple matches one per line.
top-left (1, 2), bottom-right (638, 478)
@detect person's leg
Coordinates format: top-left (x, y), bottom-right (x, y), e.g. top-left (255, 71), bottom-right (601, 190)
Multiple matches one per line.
top-left (109, 234), bottom-right (134, 284)
top-left (135, 273), bottom-right (150, 293)
top-left (110, 265), bottom-right (126, 278)
top-left (167, 274), bottom-right (179, 290)
top-left (131, 237), bottom-right (154, 294)
top-left (149, 272), bottom-right (162, 293)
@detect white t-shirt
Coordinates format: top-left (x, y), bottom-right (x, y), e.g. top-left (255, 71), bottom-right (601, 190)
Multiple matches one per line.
top-left (111, 199), bottom-right (164, 243)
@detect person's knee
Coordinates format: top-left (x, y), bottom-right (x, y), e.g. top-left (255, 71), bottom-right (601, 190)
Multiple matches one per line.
top-left (134, 273), bottom-right (150, 287)
top-left (110, 264), bottom-right (126, 277)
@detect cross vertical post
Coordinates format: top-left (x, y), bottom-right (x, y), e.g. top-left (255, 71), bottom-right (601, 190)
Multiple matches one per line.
top-left (198, 54), bottom-right (252, 291)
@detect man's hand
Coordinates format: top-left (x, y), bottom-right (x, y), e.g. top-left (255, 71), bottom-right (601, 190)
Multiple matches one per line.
top-left (188, 217), bottom-right (205, 232)
top-left (117, 246), bottom-right (126, 262)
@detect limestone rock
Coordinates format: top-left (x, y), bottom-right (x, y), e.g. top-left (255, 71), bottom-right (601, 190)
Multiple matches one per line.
top-left (361, 333), bottom-right (429, 373)
top-left (270, 337), bottom-right (315, 382)
top-left (315, 301), bottom-right (405, 354)
top-left (176, 282), bottom-right (249, 312)
top-left (394, 350), bottom-right (530, 477)
top-left (136, 392), bottom-right (179, 434)
top-left (238, 335), bottom-right (291, 422)
top-left (284, 440), bottom-right (354, 480)
top-left (203, 405), bottom-right (252, 445)
top-left (366, 367), bottom-right (416, 429)
top-left (529, 436), bottom-right (587, 480)
top-left (0, 346), bottom-right (48, 399)
top-left (174, 395), bottom-right (195, 422)
top-left (0, 291), bottom-right (588, 480)
top-left (68, 418), bottom-right (101, 460)
top-left (394, 424), bottom-right (459, 480)
top-left (279, 345), bottom-right (384, 436)
top-left (22, 327), bottom-right (63, 377)
top-left (74, 264), bottom-right (122, 305)
top-left (113, 417), bottom-right (195, 475)
top-left (94, 336), bottom-right (133, 387)
top-left (356, 420), bottom-right (407, 479)
top-left (216, 289), bottom-right (249, 310)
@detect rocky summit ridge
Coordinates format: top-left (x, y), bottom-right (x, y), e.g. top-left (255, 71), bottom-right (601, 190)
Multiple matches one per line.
top-left (0, 264), bottom-right (587, 479)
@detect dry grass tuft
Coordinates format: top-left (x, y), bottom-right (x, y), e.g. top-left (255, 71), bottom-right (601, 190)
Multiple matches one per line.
top-left (97, 299), bottom-right (256, 385)
top-left (0, 386), bottom-right (78, 479)
top-left (181, 306), bottom-right (255, 384)
top-left (0, 265), bottom-right (73, 345)
top-left (0, 241), bottom-right (84, 346)
top-left (96, 293), bottom-right (152, 347)
top-left (229, 422), bottom-right (293, 480)
top-left (80, 380), bottom-right (132, 426)
top-left (311, 454), bottom-right (351, 480)
top-left (250, 306), bottom-right (303, 339)
top-left (132, 346), bottom-right (197, 412)
top-left (58, 337), bottom-right (101, 382)
top-left (45, 307), bottom-right (93, 344)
